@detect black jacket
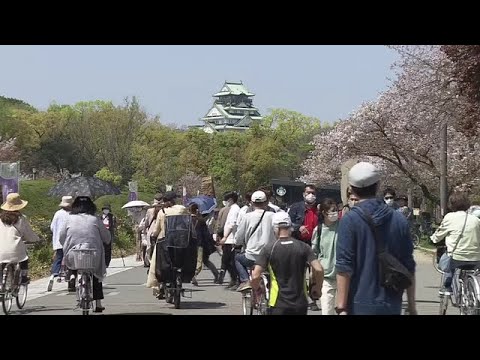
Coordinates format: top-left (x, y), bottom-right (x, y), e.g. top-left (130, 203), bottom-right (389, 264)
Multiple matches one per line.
top-left (288, 201), bottom-right (318, 240)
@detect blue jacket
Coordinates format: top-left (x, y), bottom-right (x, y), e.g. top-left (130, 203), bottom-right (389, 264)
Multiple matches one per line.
top-left (336, 198), bottom-right (415, 315)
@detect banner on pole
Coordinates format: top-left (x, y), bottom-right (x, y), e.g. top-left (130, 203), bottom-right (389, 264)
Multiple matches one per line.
top-left (0, 162), bottom-right (20, 202)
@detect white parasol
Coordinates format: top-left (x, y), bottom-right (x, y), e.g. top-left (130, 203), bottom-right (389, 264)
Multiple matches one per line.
top-left (121, 200), bottom-right (150, 209)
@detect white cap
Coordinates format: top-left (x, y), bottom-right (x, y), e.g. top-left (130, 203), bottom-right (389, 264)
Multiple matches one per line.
top-left (272, 212), bottom-right (292, 227)
top-left (251, 191), bottom-right (267, 203)
top-left (348, 162), bottom-right (381, 188)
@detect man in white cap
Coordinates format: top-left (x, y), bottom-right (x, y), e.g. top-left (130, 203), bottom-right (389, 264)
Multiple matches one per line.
top-left (251, 211), bottom-right (324, 315)
top-left (234, 190), bottom-right (276, 292)
top-left (47, 195), bottom-right (73, 291)
top-left (335, 162), bottom-right (417, 315)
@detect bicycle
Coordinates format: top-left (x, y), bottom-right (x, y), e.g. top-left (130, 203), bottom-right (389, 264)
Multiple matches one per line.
top-left (164, 266), bottom-right (192, 309)
top-left (434, 248), bottom-right (480, 315)
top-left (0, 262), bottom-right (28, 315)
top-left (241, 268), bottom-right (269, 315)
top-left (70, 249), bottom-right (96, 316)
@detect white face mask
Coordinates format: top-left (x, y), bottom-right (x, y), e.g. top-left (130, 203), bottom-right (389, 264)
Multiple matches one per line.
top-left (385, 198), bottom-right (394, 206)
top-left (103, 209), bottom-right (110, 215)
top-left (327, 212), bottom-right (338, 222)
top-left (222, 201), bottom-right (228, 207)
top-left (304, 193), bottom-right (316, 204)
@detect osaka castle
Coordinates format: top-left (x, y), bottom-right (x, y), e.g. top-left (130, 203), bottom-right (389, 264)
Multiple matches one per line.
top-left (196, 81), bottom-right (263, 133)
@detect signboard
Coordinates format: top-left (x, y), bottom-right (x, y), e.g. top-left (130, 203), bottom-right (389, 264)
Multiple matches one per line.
top-left (0, 162), bottom-right (20, 202)
top-left (276, 186), bottom-right (286, 196)
top-left (128, 181), bottom-right (138, 201)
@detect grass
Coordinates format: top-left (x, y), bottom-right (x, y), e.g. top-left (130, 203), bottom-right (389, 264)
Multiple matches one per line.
top-left (16, 179), bottom-right (155, 279)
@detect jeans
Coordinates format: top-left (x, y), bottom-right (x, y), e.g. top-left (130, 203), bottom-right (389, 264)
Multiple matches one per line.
top-left (234, 253), bottom-right (256, 283)
top-left (444, 259), bottom-right (480, 288)
top-left (50, 249), bottom-right (64, 276)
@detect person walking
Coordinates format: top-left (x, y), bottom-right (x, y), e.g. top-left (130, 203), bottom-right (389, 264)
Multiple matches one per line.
top-left (335, 162), bottom-right (417, 315)
top-left (47, 196), bottom-right (73, 291)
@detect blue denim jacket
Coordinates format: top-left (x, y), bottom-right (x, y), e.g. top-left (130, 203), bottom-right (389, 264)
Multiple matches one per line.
top-left (336, 198), bottom-right (415, 315)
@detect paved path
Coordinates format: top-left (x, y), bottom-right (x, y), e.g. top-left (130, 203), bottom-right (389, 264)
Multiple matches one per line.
top-left (0, 250), bottom-right (457, 315)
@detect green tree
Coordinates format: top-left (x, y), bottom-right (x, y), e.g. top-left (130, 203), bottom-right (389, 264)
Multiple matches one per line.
top-left (95, 167), bottom-right (123, 187)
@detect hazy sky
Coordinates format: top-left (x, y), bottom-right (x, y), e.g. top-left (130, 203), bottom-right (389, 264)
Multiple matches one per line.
top-left (0, 45), bottom-right (398, 125)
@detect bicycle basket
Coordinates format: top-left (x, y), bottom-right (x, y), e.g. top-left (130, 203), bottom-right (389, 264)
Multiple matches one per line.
top-left (164, 215), bottom-right (192, 249)
top-left (70, 249), bottom-right (96, 270)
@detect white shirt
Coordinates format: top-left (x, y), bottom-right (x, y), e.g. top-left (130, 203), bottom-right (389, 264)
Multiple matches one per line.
top-left (50, 209), bottom-right (70, 250)
top-left (234, 209), bottom-right (276, 261)
top-left (224, 203), bottom-right (241, 244)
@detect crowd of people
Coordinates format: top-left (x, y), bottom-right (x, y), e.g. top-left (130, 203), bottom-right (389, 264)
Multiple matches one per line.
top-left (2, 159), bottom-right (480, 315)
top-left (140, 161), bottom-right (449, 315)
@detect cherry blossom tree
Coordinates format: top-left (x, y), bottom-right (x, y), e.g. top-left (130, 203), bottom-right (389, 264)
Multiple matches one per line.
top-left (302, 45), bottom-right (480, 204)
top-left (0, 137), bottom-right (20, 162)
top-left (441, 45), bottom-right (480, 137)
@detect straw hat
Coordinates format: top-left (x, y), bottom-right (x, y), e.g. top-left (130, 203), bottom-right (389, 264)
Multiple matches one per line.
top-left (59, 196), bottom-right (74, 208)
top-left (1, 193), bottom-right (28, 212)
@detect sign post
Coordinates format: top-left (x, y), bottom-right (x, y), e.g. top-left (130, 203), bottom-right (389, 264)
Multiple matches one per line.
top-left (340, 159), bottom-right (358, 204)
top-left (128, 181), bottom-right (138, 201)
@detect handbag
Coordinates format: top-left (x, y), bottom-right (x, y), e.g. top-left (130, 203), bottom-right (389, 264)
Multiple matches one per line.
top-left (438, 213), bottom-right (468, 272)
top-left (357, 207), bottom-right (413, 293)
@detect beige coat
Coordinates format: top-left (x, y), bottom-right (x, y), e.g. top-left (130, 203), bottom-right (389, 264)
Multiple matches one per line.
top-left (146, 205), bottom-right (189, 288)
top-left (0, 215), bottom-right (40, 264)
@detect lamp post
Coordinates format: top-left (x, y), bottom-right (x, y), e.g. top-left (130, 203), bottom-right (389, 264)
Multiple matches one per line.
top-left (440, 121), bottom-right (448, 217)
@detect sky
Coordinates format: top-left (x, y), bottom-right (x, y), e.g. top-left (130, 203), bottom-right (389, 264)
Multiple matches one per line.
top-left (0, 45), bottom-right (399, 125)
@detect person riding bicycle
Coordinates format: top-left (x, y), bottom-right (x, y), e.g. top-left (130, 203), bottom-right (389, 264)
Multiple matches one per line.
top-left (59, 196), bottom-right (111, 313)
top-left (0, 193), bottom-right (40, 284)
top-left (251, 212), bottom-right (324, 315)
top-left (234, 191), bottom-right (276, 292)
top-left (146, 191), bottom-right (197, 298)
top-left (430, 193), bottom-right (480, 296)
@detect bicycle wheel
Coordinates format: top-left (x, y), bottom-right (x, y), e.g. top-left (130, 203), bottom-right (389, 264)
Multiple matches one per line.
top-left (174, 273), bottom-right (181, 309)
top-left (242, 291), bottom-right (252, 315)
top-left (16, 284), bottom-right (28, 309)
top-left (255, 291), bottom-right (268, 315)
top-left (165, 283), bottom-right (174, 304)
top-left (439, 294), bottom-right (448, 315)
top-left (459, 280), bottom-right (468, 315)
top-left (80, 273), bottom-right (91, 315)
top-left (2, 267), bottom-right (13, 315)
top-left (466, 277), bottom-right (480, 315)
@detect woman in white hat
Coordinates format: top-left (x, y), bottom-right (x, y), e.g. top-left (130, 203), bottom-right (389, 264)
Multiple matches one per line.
top-left (0, 193), bottom-right (40, 284)
top-left (47, 196), bottom-right (73, 292)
